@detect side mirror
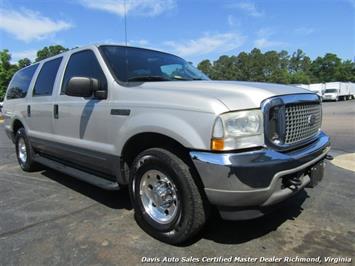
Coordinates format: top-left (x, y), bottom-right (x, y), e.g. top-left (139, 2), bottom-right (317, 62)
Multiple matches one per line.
top-left (66, 77), bottom-right (107, 99)
top-left (66, 77), bottom-right (97, 98)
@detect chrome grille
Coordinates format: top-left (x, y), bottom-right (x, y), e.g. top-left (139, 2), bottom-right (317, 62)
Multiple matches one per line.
top-left (284, 103), bottom-right (321, 144)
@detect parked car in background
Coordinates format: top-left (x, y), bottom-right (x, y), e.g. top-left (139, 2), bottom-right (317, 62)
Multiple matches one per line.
top-left (2, 44), bottom-right (331, 244)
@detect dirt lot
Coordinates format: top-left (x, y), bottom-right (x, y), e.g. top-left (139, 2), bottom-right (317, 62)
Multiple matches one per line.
top-left (0, 101), bottom-right (354, 265)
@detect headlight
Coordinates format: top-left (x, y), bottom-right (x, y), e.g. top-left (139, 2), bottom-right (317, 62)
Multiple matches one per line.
top-left (211, 109), bottom-right (264, 151)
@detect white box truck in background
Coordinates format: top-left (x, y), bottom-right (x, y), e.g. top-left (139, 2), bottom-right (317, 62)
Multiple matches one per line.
top-left (323, 82), bottom-right (351, 101)
top-left (295, 82), bottom-right (354, 101)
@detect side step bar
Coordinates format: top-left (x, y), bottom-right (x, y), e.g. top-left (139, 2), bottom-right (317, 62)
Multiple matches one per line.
top-left (34, 155), bottom-right (120, 191)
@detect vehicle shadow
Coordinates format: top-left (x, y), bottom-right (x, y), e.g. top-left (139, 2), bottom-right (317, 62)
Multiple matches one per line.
top-left (201, 190), bottom-right (308, 245)
top-left (37, 165), bottom-right (307, 246)
top-left (39, 167), bottom-right (132, 210)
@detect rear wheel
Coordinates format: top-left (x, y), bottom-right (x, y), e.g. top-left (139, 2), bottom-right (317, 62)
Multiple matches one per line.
top-left (129, 148), bottom-right (206, 245)
top-left (15, 128), bottom-right (37, 171)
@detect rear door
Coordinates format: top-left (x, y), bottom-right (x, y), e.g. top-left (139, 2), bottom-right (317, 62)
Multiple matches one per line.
top-left (3, 64), bottom-right (39, 135)
top-left (27, 57), bottom-right (63, 141)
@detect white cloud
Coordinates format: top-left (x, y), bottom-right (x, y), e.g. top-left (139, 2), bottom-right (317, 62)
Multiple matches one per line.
top-left (11, 50), bottom-right (38, 62)
top-left (78, 0), bottom-right (176, 17)
top-left (254, 27), bottom-right (286, 49)
top-left (0, 8), bottom-right (72, 42)
top-left (294, 27), bottom-right (315, 35)
top-left (257, 28), bottom-right (274, 37)
top-left (254, 38), bottom-right (285, 49)
top-left (228, 1), bottom-right (263, 17)
top-left (227, 15), bottom-right (236, 26)
top-left (164, 32), bottom-right (246, 57)
top-left (131, 39), bottom-right (150, 47)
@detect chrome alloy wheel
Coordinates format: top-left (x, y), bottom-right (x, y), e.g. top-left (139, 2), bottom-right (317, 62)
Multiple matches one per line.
top-left (139, 170), bottom-right (179, 224)
top-left (18, 138), bottom-right (27, 163)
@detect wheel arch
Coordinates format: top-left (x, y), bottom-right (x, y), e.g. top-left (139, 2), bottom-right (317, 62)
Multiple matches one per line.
top-left (119, 132), bottom-right (205, 195)
top-left (12, 119), bottom-right (25, 134)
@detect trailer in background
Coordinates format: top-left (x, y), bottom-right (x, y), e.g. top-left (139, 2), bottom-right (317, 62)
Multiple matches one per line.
top-left (348, 83), bottom-right (355, 99)
top-left (309, 83), bottom-right (325, 97)
top-left (293, 83), bottom-right (324, 97)
top-left (294, 84), bottom-right (309, 90)
top-left (294, 82), bottom-right (355, 101)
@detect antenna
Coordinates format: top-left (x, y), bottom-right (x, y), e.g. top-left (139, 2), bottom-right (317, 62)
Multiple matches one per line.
top-left (124, 0), bottom-right (128, 46)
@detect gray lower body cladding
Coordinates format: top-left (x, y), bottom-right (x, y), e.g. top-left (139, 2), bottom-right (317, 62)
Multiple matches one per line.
top-left (190, 131), bottom-right (330, 219)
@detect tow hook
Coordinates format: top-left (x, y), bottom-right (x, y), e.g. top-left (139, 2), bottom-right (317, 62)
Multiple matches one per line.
top-left (325, 154), bottom-right (334, 160)
top-left (284, 176), bottom-right (302, 190)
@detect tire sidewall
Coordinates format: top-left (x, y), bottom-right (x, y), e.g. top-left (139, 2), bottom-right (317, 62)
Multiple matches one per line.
top-left (15, 128), bottom-right (33, 171)
top-left (130, 150), bottom-right (197, 242)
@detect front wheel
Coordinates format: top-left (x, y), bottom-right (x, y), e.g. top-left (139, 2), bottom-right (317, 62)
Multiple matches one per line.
top-left (129, 148), bottom-right (207, 245)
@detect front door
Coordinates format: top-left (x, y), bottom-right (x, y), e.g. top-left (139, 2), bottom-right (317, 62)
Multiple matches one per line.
top-left (52, 49), bottom-right (117, 178)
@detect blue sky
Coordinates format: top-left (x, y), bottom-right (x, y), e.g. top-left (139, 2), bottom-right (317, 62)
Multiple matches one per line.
top-left (0, 0), bottom-right (354, 64)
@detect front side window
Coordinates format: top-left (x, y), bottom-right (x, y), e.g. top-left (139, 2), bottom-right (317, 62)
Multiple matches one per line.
top-left (33, 57), bottom-right (62, 96)
top-left (62, 50), bottom-right (107, 94)
top-left (6, 64), bottom-right (39, 99)
top-left (99, 46), bottom-right (209, 82)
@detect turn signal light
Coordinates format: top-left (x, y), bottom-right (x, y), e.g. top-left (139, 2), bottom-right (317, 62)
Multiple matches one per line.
top-left (211, 139), bottom-right (224, 151)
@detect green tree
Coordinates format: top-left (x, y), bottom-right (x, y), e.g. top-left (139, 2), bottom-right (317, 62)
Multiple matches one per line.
top-left (335, 60), bottom-right (355, 82)
top-left (197, 59), bottom-right (214, 78)
top-left (212, 55), bottom-right (238, 80)
top-left (311, 53), bottom-right (342, 82)
top-left (18, 58), bottom-right (31, 69)
top-left (0, 50), bottom-right (19, 101)
top-left (35, 45), bottom-right (68, 62)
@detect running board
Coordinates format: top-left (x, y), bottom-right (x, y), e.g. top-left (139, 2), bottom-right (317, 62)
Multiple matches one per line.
top-left (34, 155), bottom-right (120, 191)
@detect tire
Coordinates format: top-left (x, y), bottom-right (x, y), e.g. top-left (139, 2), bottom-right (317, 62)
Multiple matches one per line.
top-left (15, 128), bottom-right (37, 171)
top-left (129, 148), bottom-right (206, 245)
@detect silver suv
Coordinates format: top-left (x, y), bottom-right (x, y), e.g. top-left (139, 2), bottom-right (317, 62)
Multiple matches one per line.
top-left (2, 44), bottom-right (330, 244)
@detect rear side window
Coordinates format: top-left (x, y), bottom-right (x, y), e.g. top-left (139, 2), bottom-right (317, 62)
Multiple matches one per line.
top-left (6, 64), bottom-right (38, 99)
top-left (33, 57), bottom-right (62, 96)
top-left (61, 50), bottom-right (106, 94)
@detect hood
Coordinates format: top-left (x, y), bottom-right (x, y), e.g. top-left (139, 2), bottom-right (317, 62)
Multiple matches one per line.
top-left (134, 80), bottom-right (313, 111)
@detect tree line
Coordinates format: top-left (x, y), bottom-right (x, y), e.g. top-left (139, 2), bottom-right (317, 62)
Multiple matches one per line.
top-left (197, 48), bottom-right (355, 84)
top-left (1, 45), bottom-right (354, 101)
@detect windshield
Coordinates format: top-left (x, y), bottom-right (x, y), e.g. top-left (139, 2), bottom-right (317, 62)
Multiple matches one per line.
top-left (99, 45), bottom-right (209, 82)
top-left (325, 89), bottom-right (338, 93)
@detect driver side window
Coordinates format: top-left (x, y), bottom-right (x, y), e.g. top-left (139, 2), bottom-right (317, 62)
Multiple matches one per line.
top-left (61, 50), bottom-right (107, 94)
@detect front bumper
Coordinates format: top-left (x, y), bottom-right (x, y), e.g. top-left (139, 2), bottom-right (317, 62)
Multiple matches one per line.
top-left (323, 95), bottom-right (336, 101)
top-left (190, 131), bottom-right (330, 219)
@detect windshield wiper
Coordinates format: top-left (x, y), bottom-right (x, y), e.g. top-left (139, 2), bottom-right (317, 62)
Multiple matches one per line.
top-left (127, 76), bottom-right (171, 81)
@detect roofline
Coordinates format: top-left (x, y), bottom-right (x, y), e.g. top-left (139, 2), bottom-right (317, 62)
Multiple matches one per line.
top-left (96, 43), bottom-right (182, 59)
top-left (19, 43), bottom-right (183, 70)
